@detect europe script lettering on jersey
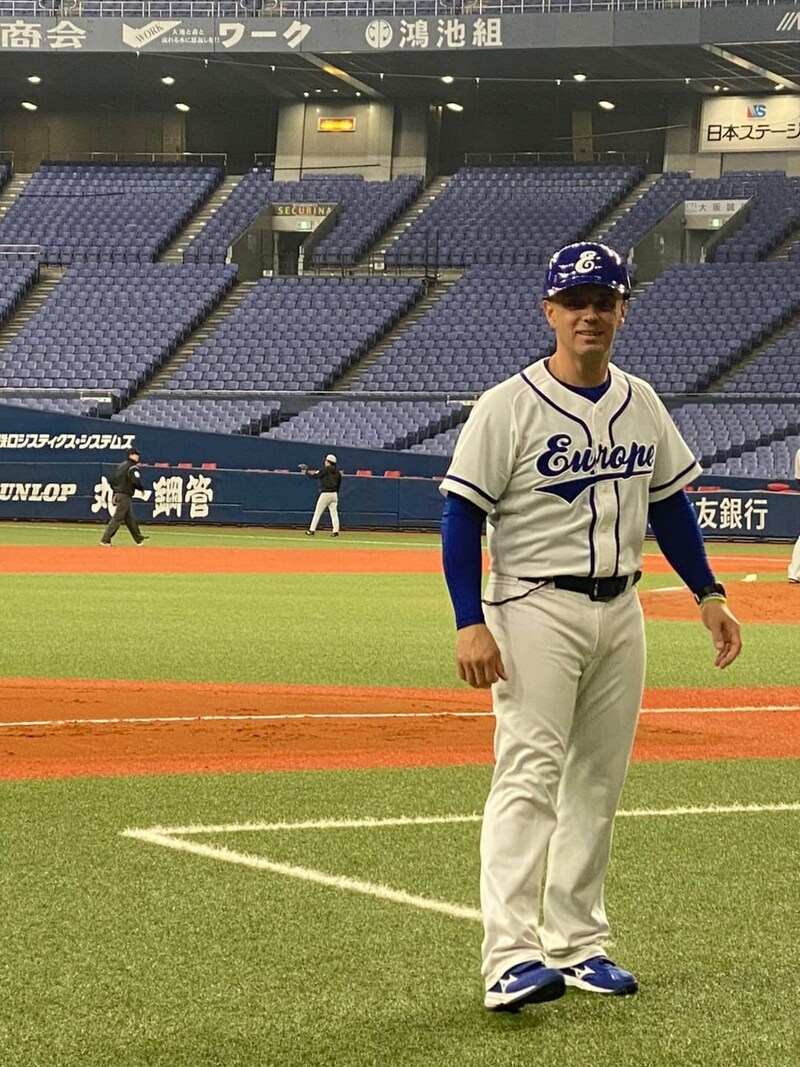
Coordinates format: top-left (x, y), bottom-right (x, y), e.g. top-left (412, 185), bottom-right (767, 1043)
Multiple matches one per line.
top-left (536, 434), bottom-right (655, 504)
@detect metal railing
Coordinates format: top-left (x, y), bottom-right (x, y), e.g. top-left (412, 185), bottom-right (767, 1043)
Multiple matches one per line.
top-left (464, 151), bottom-right (650, 166)
top-left (0, 0), bottom-right (786, 18)
top-left (86, 152), bottom-right (228, 166)
top-left (0, 244), bottom-right (42, 262)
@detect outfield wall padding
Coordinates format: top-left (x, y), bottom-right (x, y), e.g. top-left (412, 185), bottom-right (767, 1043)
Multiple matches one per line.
top-left (1, 405), bottom-right (798, 537)
top-left (0, 459), bottom-right (797, 539)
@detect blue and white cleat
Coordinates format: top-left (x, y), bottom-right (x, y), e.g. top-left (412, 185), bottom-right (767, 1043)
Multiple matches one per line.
top-left (559, 956), bottom-right (638, 996)
top-left (484, 961), bottom-right (566, 1012)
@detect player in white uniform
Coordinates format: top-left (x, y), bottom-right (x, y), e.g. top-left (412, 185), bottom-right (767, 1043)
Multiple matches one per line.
top-left (440, 242), bottom-right (742, 1011)
top-left (789, 447), bottom-right (800, 583)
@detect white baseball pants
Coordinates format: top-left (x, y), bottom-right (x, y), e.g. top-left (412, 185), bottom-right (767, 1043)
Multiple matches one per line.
top-left (480, 577), bottom-right (646, 988)
top-left (789, 532), bottom-right (800, 582)
top-left (309, 491), bottom-right (340, 533)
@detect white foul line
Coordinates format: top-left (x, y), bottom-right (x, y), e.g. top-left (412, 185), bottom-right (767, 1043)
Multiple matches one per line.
top-left (122, 826), bottom-right (482, 923)
top-left (122, 803), bottom-right (800, 925)
top-left (2, 704), bottom-right (798, 728)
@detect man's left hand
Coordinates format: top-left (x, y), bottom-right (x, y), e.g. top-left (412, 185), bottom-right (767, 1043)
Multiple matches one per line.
top-left (700, 600), bottom-right (742, 669)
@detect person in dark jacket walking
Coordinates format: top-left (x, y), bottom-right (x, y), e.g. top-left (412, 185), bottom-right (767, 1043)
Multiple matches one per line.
top-left (100, 447), bottom-right (149, 546)
top-left (300, 453), bottom-right (342, 537)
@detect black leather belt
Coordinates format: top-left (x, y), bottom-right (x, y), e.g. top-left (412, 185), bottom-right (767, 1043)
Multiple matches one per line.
top-left (520, 571), bottom-right (642, 602)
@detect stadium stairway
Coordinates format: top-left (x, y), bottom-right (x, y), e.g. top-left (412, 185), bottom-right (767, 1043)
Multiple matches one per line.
top-left (589, 173), bottom-right (663, 243)
top-left (137, 278), bottom-right (259, 396)
top-left (357, 175), bottom-right (453, 267)
top-left (0, 173), bottom-right (32, 225)
top-left (707, 305), bottom-right (800, 392)
top-left (159, 174), bottom-right (243, 263)
top-left (0, 266), bottom-right (64, 351)
top-left (331, 276), bottom-right (460, 391)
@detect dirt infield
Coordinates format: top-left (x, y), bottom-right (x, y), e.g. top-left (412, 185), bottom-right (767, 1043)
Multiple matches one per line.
top-left (4, 542), bottom-right (796, 781)
top-left (2, 677), bottom-right (799, 781)
top-left (0, 544), bottom-right (792, 576)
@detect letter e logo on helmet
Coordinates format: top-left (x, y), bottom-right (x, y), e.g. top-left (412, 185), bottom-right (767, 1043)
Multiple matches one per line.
top-left (574, 250), bottom-right (598, 274)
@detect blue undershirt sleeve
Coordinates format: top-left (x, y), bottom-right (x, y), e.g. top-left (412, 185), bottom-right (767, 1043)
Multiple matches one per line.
top-left (647, 489), bottom-right (715, 597)
top-left (441, 492), bottom-right (486, 630)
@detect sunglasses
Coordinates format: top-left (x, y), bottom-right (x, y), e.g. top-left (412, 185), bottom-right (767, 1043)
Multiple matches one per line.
top-left (551, 291), bottom-right (621, 313)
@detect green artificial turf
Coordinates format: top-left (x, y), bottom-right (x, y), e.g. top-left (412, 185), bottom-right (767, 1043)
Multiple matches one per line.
top-left (0, 571), bottom-right (795, 690)
top-left (0, 521), bottom-right (793, 556)
top-left (1, 760), bottom-right (798, 1067)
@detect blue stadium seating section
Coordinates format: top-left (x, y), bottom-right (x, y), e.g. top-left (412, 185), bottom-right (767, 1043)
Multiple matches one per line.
top-left (0, 260), bottom-right (39, 327)
top-left (0, 162), bottom-right (222, 265)
top-left (384, 165), bottom-right (644, 267)
top-left (0, 264), bottom-right (236, 396)
top-left (260, 398), bottom-right (468, 450)
top-left (603, 171), bottom-right (800, 263)
top-left (184, 172), bottom-right (422, 266)
top-left (164, 276), bottom-right (424, 391)
top-left (671, 401), bottom-right (800, 471)
top-left (614, 263), bottom-right (800, 392)
top-left (115, 396), bottom-right (282, 435)
top-left (408, 422), bottom-right (465, 456)
top-left (721, 319), bottom-right (800, 394)
top-left (354, 268), bottom-right (549, 392)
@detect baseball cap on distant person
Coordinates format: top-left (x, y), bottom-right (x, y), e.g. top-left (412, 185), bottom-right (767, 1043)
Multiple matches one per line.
top-left (325, 454), bottom-right (337, 463)
top-left (128, 447), bottom-right (141, 459)
top-left (543, 242), bottom-right (630, 299)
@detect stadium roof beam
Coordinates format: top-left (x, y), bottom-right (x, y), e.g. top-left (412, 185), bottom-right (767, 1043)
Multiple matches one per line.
top-left (701, 44), bottom-right (800, 93)
top-left (299, 55), bottom-right (384, 99)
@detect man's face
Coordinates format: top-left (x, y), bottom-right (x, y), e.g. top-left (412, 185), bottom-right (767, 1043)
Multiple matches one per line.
top-left (542, 284), bottom-right (626, 359)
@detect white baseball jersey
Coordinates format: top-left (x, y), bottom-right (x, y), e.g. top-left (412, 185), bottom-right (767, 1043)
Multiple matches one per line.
top-left (440, 358), bottom-right (702, 579)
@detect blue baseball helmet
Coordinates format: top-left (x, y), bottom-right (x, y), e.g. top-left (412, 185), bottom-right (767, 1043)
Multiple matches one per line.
top-left (543, 242), bottom-right (630, 299)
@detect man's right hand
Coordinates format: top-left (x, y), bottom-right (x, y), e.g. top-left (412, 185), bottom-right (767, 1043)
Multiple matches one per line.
top-left (455, 623), bottom-right (508, 689)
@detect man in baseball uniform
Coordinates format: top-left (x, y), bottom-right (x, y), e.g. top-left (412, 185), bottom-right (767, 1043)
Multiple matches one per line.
top-left (440, 242), bottom-right (742, 1012)
top-left (788, 446), bottom-right (800, 583)
top-left (301, 453), bottom-right (342, 537)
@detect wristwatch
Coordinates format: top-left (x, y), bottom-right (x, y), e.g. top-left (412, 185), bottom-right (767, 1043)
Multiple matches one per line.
top-left (694, 582), bottom-right (727, 605)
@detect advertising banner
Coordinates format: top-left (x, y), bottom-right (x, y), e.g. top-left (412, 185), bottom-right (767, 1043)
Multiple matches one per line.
top-left (699, 95), bottom-right (800, 153)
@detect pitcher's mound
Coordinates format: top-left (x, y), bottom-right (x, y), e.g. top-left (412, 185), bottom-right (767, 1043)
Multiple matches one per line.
top-left (640, 581), bottom-right (797, 624)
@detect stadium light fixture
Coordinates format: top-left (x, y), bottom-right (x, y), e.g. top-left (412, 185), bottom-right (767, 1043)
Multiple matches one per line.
top-left (573, 73), bottom-right (587, 82)
top-left (355, 91), bottom-right (362, 97)
top-left (21, 101), bottom-right (37, 110)
top-left (722, 86), bottom-right (730, 92)
top-left (713, 84), bottom-right (722, 92)
top-left (27, 75), bottom-right (41, 84)
top-left (775, 82), bottom-right (786, 91)
top-left (303, 91), bottom-right (310, 98)
top-left (161, 76), bottom-right (175, 86)
top-left (315, 88), bottom-right (322, 93)
top-left (598, 100), bottom-right (615, 111)
top-left (441, 75), bottom-right (454, 84)
top-left (446, 102), bottom-right (464, 112)
top-left (174, 102), bottom-right (190, 112)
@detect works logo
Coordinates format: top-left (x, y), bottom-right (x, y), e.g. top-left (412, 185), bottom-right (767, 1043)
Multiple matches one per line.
top-left (776, 12), bottom-right (800, 31)
top-left (747, 104), bottom-right (767, 119)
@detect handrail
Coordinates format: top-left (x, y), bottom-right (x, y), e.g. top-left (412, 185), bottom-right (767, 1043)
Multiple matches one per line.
top-left (86, 152), bottom-right (228, 166)
top-left (463, 151), bottom-right (650, 165)
top-left (0, 0), bottom-right (783, 19)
